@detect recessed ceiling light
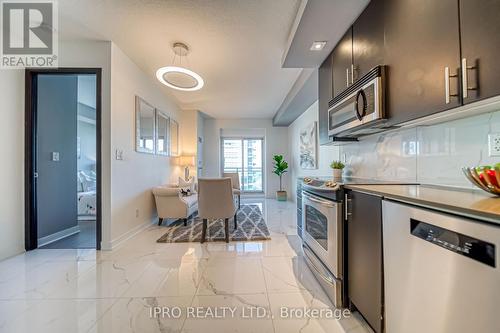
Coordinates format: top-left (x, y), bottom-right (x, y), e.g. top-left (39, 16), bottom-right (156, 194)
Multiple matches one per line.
top-left (310, 41), bottom-right (327, 51)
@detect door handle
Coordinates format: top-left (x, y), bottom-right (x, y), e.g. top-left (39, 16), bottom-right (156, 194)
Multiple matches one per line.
top-left (461, 58), bottom-right (477, 99)
top-left (444, 67), bottom-right (458, 104)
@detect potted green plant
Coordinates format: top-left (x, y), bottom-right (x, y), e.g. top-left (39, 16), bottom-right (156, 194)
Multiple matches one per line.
top-left (330, 161), bottom-right (345, 180)
top-left (273, 154), bottom-right (289, 201)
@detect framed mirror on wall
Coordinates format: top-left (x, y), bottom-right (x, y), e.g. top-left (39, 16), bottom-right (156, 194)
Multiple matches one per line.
top-left (156, 110), bottom-right (170, 156)
top-left (170, 119), bottom-right (179, 156)
top-left (135, 96), bottom-right (156, 154)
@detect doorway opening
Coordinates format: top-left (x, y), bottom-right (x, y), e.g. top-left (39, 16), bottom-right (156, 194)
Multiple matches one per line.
top-left (25, 68), bottom-right (102, 250)
top-left (221, 137), bottom-right (264, 193)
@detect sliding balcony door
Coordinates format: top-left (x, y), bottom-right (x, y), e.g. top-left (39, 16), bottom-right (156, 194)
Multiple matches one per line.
top-left (221, 138), bottom-right (264, 193)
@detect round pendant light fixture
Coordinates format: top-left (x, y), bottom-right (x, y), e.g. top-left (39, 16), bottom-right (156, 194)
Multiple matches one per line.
top-left (156, 42), bottom-right (204, 91)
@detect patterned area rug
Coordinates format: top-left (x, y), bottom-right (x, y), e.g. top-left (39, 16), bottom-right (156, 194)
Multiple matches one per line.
top-left (156, 204), bottom-right (271, 243)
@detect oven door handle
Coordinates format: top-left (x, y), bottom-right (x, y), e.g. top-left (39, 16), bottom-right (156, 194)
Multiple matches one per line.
top-left (302, 192), bottom-right (337, 207)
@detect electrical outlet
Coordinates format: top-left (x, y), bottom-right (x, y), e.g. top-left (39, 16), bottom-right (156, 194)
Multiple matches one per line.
top-left (488, 133), bottom-right (500, 157)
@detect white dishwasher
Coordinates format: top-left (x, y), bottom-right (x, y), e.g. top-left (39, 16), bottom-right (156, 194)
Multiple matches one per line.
top-left (382, 200), bottom-right (500, 333)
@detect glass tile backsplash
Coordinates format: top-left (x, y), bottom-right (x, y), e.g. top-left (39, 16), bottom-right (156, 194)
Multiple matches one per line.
top-left (339, 110), bottom-right (500, 189)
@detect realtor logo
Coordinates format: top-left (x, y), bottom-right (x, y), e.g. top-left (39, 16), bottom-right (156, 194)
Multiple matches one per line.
top-left (1, 0), bottom-right (58, 68)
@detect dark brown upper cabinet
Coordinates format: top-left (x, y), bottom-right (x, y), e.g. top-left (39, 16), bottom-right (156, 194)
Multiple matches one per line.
top-left (383, 0), bottom-right (461, 126)
top-left (332, 28), bottom-right (353, 98)
top-left (352, 0), bottom-right (385, 81)
top-left (460, 0), bottom-right (500, 105)
top-left (318, 54), bottom-right (333, 145)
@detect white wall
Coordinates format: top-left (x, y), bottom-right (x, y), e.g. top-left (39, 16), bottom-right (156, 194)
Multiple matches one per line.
top-left (0, 70), bottom-right (25, 260)
top-left (203, 118), bottom-right (289, 197)
top-left (288, 101), bottom-right (340, 200)
top-left (108, 43), bottom-right (182, 248)
top-left (197, 113), bottom-right (205, 177)
top-left (179, 109), bottom-right (199, 180)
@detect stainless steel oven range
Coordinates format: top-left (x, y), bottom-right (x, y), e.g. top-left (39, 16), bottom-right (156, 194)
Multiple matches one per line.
top-left (301, 178), bottom-right (344, 307)
top-left (301, 177), bottom-right (419, 309)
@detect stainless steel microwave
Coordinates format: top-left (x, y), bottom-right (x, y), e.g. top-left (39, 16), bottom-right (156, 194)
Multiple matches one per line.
top-left (328, 65), bottom-right (386, 138)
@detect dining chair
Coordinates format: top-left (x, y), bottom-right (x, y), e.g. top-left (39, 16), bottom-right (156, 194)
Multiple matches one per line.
top-left (197, 178), bottom-right (238, 243)
top-left (223, 172), bottom-right (241, 209)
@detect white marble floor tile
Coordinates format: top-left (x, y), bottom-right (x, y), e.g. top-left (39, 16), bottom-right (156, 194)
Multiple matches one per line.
top-left (42, 249), bottom-right (98, 262)
top-left (245, 198), bottom-right (297, 237)
top-left (0, 300), bottom-right (36, 329)
top-left (260, 235), bottom-right (303, 257)
top-left (123, 258), bottom-right (207, 298)
top-left (0, 249), bottom-right (75, 283)
top-left (261, 256), bottom-right (323, 293)
top-left (0, 298), bottom-right (115, 333)
top-left (268, 291), bottom-right (345, 333)
top-left (153, 242), bottom-right (210, 260)
top-left (0, 198), bottom-right (368, 333)
top-left (0, 260), bottom-right (96, 300)
top-left (88, 296), bottom-right (192, 333)
top-left (182, 293), bottom-right (274, 333)
top-left (197, 257), bottom-right (267, 296)
top-left (46, 259), bottom-right (152, 299)
top-left (199, 236), bottom-right (301, 259)
top-left (201, 242), bottom-right (265, 258)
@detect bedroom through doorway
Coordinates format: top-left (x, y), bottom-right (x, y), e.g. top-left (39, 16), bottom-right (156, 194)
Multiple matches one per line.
top-left (25, 69), bottom-right (102, 250)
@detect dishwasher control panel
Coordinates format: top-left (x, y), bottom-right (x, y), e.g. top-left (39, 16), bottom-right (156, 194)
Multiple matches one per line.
top-left (410, 218), bottom-right (496, 268)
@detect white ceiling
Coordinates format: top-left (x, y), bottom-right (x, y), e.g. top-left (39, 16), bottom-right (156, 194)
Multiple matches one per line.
top-left (59, 0), bottom-right (302, 119)
top-left (282, 0), bottom-right (370, 68)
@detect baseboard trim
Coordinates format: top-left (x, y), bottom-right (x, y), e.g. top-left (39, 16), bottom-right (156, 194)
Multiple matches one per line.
top-left (38, 225), bottom-right (81, 247)
top-left (101, 219), bottom-right (154, 251)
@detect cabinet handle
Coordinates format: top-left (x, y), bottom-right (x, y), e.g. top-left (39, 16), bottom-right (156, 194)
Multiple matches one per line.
top-left (444, 67), bottom-right (458, 104)
top-left (461, 58), bottom-right (477, 99)
top-left (351, 64), bottom-right (356, 83)
top-left (346, 68), bottom-right (350, 87)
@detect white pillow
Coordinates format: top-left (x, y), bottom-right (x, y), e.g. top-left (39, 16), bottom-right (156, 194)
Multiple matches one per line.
top-left (178, 177), bottom-right (196, 193)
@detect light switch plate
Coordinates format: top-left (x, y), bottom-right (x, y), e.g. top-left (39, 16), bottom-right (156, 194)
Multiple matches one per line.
top-left (115, 149), bottom-right (124, 160)
top-left (488, 133), bottom-right (500, 157)
top-left (51, 152), bottom-right (60, 161)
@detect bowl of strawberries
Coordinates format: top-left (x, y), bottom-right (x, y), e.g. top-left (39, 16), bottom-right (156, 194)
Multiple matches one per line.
top-left (462, 164), bottom-right (500, 196)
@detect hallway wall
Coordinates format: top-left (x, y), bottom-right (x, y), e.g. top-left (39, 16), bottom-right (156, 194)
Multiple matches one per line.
top-left (108, 44), bottom-right (183, 248)
top-left (0, 70), bottom-right (25, 260)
